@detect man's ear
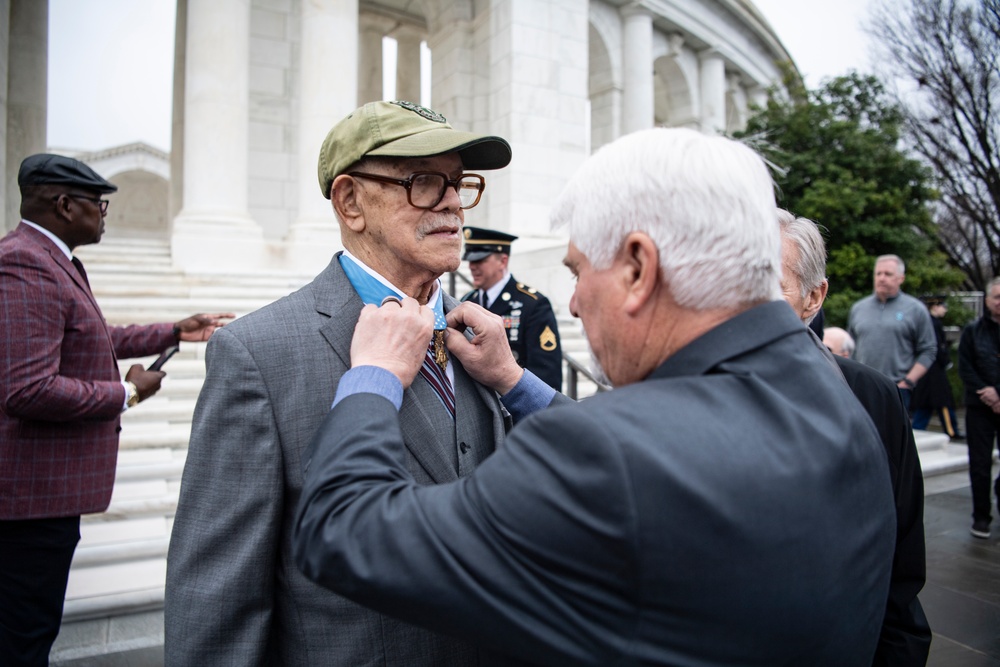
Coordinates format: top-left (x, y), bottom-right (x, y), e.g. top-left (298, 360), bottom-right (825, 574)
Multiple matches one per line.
top-left (331, 175), bottom-right (365, 233)
top-left (620, 232), bottom-right (659, 316)
top-left (803, 279), bottom-right (829, 321)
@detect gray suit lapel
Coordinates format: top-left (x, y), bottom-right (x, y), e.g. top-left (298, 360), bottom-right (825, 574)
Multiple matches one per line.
top-left (316, 255), bottom-right (458, 484)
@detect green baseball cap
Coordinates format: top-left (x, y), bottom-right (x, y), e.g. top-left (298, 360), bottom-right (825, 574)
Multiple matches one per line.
top-left (317, 100), bottom-right (512, 199)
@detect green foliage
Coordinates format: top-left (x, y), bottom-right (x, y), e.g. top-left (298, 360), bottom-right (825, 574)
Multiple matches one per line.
top-left (736, 70), bottom-right (965, 326)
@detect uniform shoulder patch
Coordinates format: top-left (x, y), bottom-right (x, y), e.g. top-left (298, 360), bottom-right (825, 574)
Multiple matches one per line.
top-left (516, 283), bottom-right (539, 300)
top-left (540, 325), bottom-right (557, 351)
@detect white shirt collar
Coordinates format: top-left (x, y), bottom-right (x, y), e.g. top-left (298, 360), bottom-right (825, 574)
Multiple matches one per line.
top-left (484, 270), bottom-right (511, 308)
top-left (21, 220), bottom-right (72, 261)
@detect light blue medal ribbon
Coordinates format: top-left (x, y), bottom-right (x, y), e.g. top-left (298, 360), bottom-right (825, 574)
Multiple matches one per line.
top-left (339, 255), bottom-right (448, 369)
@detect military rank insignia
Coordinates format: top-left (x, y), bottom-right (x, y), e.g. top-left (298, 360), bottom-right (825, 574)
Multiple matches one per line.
top-left (540, 325), bottom-right (557, 351)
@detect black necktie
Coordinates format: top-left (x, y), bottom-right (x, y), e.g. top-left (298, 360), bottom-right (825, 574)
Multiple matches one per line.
top-left (71, 257), bottom-right (90, 287)
top-left (479, 290), bottom-right (487, 308)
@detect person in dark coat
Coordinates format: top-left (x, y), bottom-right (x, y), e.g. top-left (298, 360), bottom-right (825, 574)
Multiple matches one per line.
top-left (912, 297), bottom-right (959, 437)
top-left (778, 209), bottom-right (931, 666)
top-left (461, 226), bottom-right (562, 390)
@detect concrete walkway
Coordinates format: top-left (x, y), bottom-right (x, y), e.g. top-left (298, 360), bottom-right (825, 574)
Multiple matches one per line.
top-left (923, 471), bottom-right (1000, 666)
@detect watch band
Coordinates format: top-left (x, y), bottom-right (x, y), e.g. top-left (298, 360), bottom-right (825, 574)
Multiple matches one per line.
top-left (125, 381), bottom-right (140, 408)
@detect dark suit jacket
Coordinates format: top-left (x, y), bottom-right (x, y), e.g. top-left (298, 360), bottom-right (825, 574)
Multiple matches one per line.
top-left (835, 356), bottom-right (931, 666)
top-left (295, 301), bottom-right (897, 666)
top-left (463, 275), bottom-right (562, 390)
top-left (165, 255), bottom-right (508, 666)
top-left (0, 223), bottom-right (174, 520)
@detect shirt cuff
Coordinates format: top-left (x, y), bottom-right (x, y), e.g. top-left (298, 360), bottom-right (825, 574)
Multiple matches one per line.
top-left (500, 370), bottom-right (556, 421)
top-left (121, 381), bottom-right (131, 412)
top-left (332, 366), bottom-right (404, 411)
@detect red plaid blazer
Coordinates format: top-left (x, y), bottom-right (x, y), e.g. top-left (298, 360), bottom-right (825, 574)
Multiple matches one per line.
top-left (0, 223), bottom-right (176, 519)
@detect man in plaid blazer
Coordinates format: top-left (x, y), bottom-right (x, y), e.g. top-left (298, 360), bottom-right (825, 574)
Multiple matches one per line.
top-left (0, 154), bottom-right (232, 667)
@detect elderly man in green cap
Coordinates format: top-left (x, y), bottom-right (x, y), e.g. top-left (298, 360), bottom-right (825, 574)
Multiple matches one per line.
top-left (166, 101), bottom-right (513, 666)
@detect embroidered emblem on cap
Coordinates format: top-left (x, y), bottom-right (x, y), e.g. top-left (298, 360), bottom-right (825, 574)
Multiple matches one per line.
top-left (464, 228), bottom-right (472, 239)
top-left (391, 101), bottom-right (447, 123)
top-left (540, 326), bottom-right (557, 351)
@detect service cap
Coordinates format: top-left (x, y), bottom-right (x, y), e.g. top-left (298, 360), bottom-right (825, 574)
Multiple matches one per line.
top-left (18, 153), bottom-right (118, 194)
top-left (317, 101), bottom-right (512, 199)
top-left (462, 226), bottom-right (518, 262)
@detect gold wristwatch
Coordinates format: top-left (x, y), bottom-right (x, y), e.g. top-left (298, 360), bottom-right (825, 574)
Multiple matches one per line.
top-left (125, 381), bottom-right (139, 409)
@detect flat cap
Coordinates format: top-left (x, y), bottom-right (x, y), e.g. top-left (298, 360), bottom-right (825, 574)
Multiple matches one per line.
top-left (318, 100), bottom-right (512, 199)
top-left (462, 226), bottom-right (518, 262)
top-left (18, 153), bottom-right (118, 194)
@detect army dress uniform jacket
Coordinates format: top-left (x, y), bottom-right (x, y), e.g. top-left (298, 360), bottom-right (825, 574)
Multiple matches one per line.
top-left (463, 275), bottom-right (562, 390)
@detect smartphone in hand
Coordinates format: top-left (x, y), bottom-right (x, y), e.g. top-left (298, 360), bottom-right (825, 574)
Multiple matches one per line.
top-left (148, 345), bottom-right (180, 372)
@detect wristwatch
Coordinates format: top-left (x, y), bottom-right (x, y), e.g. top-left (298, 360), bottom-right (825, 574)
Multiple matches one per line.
top-left (125, 381), bottom-right (140, 409)
top-left (901, 377), bottom-right (915, 389)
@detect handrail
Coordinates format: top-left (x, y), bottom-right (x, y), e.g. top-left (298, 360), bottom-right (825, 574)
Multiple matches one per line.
top-left (562, 351), bottom-right (611, 400)
top-left (447, 270), bottom-right (475, 298)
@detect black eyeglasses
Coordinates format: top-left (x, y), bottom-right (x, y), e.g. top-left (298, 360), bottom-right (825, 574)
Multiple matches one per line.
top-left (56, 194), bottom-right (109, 214)
top-left (349, 171), bottom-right (486, 210)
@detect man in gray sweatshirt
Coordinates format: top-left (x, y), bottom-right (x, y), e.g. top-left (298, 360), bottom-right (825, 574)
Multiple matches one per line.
top-left (848, 254), bottom-right (936, 409)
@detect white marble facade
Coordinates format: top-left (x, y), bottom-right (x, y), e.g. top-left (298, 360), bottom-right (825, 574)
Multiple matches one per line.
top-left (2, 0), bottom-right (792, 297)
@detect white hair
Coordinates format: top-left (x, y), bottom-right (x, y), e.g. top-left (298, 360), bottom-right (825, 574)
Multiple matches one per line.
top-left (876, 254), bottom-right (905, 276)
top-left (777, 209), bottom-right (828, 297)
top-left (551, 128), bottom-right (782, 310)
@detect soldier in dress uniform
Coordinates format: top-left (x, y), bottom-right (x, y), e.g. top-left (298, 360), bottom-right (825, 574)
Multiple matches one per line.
top-left (461, 226), bottom-right (563, 390)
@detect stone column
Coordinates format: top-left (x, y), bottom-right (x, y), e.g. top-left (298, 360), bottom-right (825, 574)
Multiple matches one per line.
top-left (171, 0), bottom-right (260, 273)
top-left (393, 25), bottom-right (423, 104)
top-left (699, 49), bottom-right (726, 135)
top-left (287, 0), bottom-right (358, 270)
top-left (168, 0), bottom-right (187, 226)
top-left (5, 0), bottom-right (47, 231)
top-left (621, 4), bottom-right (653, 135)
top-left (357, 14), bottom-right (386, 105)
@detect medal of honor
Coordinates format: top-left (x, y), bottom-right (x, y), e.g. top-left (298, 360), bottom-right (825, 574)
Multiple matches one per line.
top-left (434, 329), bottom-right (448, 372)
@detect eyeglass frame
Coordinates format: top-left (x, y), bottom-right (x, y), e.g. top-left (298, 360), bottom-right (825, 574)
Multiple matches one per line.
top-left (348, 171), bottom-right (486, 210)
top-left (54, 193), bottom-right (110, 215)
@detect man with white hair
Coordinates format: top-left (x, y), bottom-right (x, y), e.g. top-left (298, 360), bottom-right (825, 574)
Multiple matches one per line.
top-left (824, 326), bottom-right (855, 358)
top-left (778, 210), bottom-right (931, 666)
top-left (293, 128), bottom-right (896, 665)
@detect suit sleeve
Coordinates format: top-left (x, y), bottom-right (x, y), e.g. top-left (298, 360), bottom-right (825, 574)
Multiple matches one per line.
top-left (0, 245), bottom-right (124, 421)
top-left (522, 296), bottom-right (563, 390)
top-left (958, 324), bottom-right (988, 395)
top-left (294, 394), bottom-right (637, 665)
top-left (109, 322), bottom-right (176, 360)
top-left (165, 327), bottom-right (284, 666)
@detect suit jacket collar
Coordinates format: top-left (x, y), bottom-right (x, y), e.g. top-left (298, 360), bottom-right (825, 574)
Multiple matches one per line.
top-left (649, 301), bottom-right (805, 381)
top-left (15, 223), bottom-right (101, 313)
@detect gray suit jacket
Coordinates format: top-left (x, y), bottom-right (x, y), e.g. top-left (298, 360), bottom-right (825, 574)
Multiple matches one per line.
top-left (165, 255), bottom-right (507, 666)
top-left (295, 301), bottom-right (897, 666)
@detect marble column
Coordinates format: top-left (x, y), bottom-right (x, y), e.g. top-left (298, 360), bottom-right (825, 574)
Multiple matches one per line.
top-left (168, 0), bottom-right (187, 226)
top-left (393, 25), bottom-right (423, 104)
top-left (357, 14), bottom-right (386, 105)
top-left (5, 0), bottom-right (47, 231)
top-left (171, 0), bottom-right (259, 272)
top-left (699, 49), bottom-right (726, 135)
top-left (287, 0), bottom-right (358, 269)
top-left (621, 4), bottom-right (653, 135)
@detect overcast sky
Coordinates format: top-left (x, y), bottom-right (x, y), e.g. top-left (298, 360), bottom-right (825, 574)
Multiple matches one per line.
top-left (46, 0), bottom-right (877, 154)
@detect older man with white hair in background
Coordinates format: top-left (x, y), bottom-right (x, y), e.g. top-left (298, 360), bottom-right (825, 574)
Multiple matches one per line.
top-left (778, 210), bottom-right (931, 667)
top-left (291, 128), bottom-right (896, 666)
top-left (824, 326), bottom-right (855, 358)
